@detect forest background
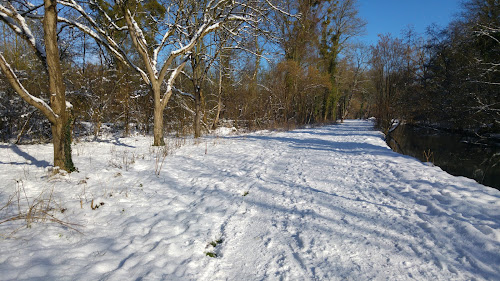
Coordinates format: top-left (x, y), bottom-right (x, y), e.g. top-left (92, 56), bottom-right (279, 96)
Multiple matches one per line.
top-left (0, 0), bottom-right (498, 172)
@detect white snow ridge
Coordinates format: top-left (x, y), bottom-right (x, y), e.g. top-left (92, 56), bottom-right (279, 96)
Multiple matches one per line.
top-left (0, 120), bottom-right (499, 280)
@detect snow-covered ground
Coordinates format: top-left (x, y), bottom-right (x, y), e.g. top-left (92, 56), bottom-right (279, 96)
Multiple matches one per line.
top-left (1, 119), bottom-right (499, 280)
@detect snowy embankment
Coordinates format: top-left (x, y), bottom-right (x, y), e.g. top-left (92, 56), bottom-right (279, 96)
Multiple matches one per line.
top-left (1, 120), bottom-right (499, 280)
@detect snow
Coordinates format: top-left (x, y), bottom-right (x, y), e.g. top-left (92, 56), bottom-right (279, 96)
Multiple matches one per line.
top-left (213, 126), bottom-right (237, 136)
top-left (1, 120), bottom-right (499, 280)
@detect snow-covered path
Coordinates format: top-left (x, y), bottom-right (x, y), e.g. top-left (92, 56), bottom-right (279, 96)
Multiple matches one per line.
top-left (1, 120), bottom-right (499, 280)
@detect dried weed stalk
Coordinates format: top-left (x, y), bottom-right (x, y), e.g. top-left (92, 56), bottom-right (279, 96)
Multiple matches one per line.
top-left (0, 180), bottom-right (81, 237)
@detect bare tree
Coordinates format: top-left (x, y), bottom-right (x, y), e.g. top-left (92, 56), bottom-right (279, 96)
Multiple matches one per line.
top-left (58, 0), bottom-right (283, 145)
top-left (0, 0), bottom-right (75, 172)
top-left (186, 36), bottom-right (222, 138)
top-left (337, 43), bottom-right (369, 121)
top-left (369, 34), bottom-right (409, 133)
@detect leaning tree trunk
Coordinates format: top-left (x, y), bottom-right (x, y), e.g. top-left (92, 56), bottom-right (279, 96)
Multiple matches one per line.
top-left (44, 0), bottom-right (75, 172)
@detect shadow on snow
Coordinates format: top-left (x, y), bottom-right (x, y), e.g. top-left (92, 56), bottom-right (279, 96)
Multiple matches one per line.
top-left (0, 144), bottom-right (51, 168)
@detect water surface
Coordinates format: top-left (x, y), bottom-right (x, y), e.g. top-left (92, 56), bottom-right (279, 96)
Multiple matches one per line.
top-left (386, 124), bottom-right (500, 190)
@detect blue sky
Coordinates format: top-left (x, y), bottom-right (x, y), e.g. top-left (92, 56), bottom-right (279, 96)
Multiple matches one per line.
top-left (357, 0), bottom-right (464, 45)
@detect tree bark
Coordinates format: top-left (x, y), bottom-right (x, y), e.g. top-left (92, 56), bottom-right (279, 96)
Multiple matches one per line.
top-left (153, 84), bottom-right (165, 146)
top-left (212, 68), bottom-right (223, 130)
top-left (153, 107), bottom-right (164, 146)
top-left (194, 87), bottom-right (202, 138)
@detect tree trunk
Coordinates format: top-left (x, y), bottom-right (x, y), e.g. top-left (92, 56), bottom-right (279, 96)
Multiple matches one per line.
top-left (153, 106), bottom-right (165, 146)
top-left (212, 74), bottom-right (223, 130)
top-left (118, 62), bottom-right (130, 137)
top-left (44, 0), bottom-right (75, 172)
top-left (194, 87), bottom-right (202, 138)
top-left (153, 86), bottom-right (165, 145)
top-left (124, 108), bottom-right (130, 137)
top-left (0, 0), bottom-right (74, 171)
top-left (15, 110), bottom-right (35, 144)
top-left (202, 90), bottom-right (207, 125)
top-left (52, 115), bottom-right (75, 171)
top-left (93, 118), bottom-right (101, 138)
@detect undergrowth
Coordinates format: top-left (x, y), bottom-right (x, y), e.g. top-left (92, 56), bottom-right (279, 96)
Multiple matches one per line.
top-left (0, 180), bottom-right (81, 238)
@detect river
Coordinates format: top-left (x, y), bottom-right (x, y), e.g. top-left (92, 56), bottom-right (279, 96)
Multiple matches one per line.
top-left (386, 123), bottom-right (500, 190)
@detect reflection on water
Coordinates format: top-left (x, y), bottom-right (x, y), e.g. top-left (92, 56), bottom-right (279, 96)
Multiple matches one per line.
top-left (386, 124), bottom-right (500, 190)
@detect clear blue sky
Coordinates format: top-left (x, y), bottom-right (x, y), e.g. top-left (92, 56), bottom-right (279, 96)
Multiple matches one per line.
top-left (357, 0), bottom-right (464, 45)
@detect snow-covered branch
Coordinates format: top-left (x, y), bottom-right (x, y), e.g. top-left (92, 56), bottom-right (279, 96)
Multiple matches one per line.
top-left (53, 0), bottom-right (287, 143)
top-left (0, 2), bottom-right (46, 66)
top-left (123, 8), bottom-right (156, 78)
top-left (475, 24), bottom-right (500, 45)
top-left (0, 53), bottom-right (57, 123)
top-left (172, 86), bottom-right (195, 100)
top-left (162, 55), bottom-right (190, 107)
top-left (56, 0), bottom-right (151, 84)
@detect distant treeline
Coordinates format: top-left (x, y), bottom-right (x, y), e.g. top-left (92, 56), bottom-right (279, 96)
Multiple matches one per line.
top-left (370, 0), bottom-right (499, 136)
top-left (0, 0), bottom-right (498, 145)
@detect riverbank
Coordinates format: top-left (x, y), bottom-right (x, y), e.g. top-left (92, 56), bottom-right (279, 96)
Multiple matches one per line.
top-left (386, 122), bottom-right (500, 189)
top-left (1, 120), bottom-right (499, 280)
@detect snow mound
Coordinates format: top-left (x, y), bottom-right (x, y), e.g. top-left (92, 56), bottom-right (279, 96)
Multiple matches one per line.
top-left (213, 126), bottom-right (237, 136)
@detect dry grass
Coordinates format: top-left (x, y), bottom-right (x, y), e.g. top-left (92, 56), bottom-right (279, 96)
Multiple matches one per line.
top-left (0, 180), bottom-right (81, 238)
